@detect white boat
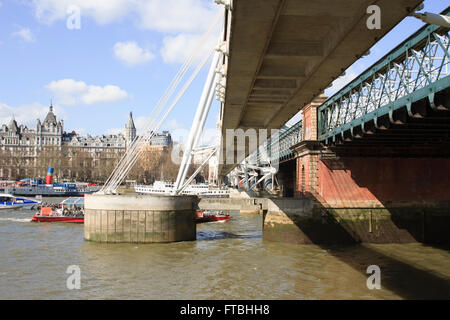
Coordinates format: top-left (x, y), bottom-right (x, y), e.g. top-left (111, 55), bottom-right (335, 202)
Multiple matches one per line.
top-left (0, 193), bottom-right (41, 210)
top-left (135, 181), bottom-right (229, 197)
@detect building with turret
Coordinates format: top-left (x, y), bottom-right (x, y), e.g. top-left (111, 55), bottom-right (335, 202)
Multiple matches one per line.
top-left (0, 105), bottom-right (172, 181)
top-left (125, 112), bottom-right (136, 148)
top-left (0, 104), bottom-right (63, 152)
top-left (37, 105), bottom-right (64, 147)
top-left (0, 104), bottom-right (127, 154)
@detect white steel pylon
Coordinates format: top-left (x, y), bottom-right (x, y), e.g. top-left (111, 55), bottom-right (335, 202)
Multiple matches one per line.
top-left (173, 49), bottom-right (222, 194)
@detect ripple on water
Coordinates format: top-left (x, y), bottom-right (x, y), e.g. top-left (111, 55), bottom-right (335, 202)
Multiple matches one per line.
top-left (1, 207), bottom-right (449, 299)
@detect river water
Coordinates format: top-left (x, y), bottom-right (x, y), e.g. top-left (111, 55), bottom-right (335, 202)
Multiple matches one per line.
top-left (1, 198), bottom-right (449, 300)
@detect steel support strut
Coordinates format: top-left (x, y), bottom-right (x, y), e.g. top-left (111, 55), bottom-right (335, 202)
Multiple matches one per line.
top-left (173, 50), bottom-right (221, 194)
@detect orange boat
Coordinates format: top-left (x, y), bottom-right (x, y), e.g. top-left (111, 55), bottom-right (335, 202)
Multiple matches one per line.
top-left (31, 197), bottom-right (84, 223)
top-left (195, 210), bottom-right (230, 223)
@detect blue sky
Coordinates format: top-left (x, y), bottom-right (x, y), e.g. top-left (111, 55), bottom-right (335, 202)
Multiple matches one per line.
top-left (0, 0), bottom-right (448, 141)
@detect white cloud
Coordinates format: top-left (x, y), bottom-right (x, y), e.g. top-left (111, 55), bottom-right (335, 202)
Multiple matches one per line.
top-left (46, 78), bottom-right (87, 94)
top-left (32, 1), bottom-right (220, 64)
top-left (12, 27), bottom-right (35, 42)
top-left (46, 79), bottom-right (128, 105)
top-left (82, 85), bottom-right (128, 104)
top-left (32, 0), bottom-right (218, 33)
top-left (114, 41), bottom-right (154, 66)
top-left (164, 119), bottom-right (184, 131)
top-left (136, 0), bottom-right (217, 33)
top-left (33, 0), bottom-right (132, 25)
top-left (161, 32), bottom-right (217, 64)
top-left (0, 102), bottom-right (66, 129)
top-left (134, 116), bottom-right (151, 133)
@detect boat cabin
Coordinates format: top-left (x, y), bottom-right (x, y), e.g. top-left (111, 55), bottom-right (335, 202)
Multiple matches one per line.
top-left (60, 197), bottom-right (84, 210)
top-left (0, 194), bottom-right (15, 203)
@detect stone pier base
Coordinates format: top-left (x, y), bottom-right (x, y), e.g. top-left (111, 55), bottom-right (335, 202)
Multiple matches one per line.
top-left (84, 194), bottom-right (196, 243)
top-left (195, 197), bottom-right (266, 214)
top-left (263, 198), bottom-right (450, 244)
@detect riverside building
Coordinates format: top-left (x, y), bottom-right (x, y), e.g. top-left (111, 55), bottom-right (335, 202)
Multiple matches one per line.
top-left (0, 104), bottom-right (172, 181)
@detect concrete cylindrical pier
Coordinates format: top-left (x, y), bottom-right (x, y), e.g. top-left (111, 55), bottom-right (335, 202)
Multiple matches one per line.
top-left (84, 194), bottom-right (196, 243)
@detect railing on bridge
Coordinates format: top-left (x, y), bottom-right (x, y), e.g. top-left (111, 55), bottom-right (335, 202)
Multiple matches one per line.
top-left (318, 9), bottom-right (450, 143)
top-left (272, 120), bottom-right (303, 163)
top-left (247, 120), bottom-right (303, 165)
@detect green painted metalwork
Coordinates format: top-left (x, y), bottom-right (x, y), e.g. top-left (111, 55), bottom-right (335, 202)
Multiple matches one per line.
top-left (273, 120), bottom-right (303, 162)
top-left (318, 10), bottom-right (450, 143)
top-left (247, 120), bottom-right (303, 165)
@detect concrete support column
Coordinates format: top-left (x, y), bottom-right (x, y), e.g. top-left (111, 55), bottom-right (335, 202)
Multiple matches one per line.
top-left (84, 194), bottom-right (196, 243)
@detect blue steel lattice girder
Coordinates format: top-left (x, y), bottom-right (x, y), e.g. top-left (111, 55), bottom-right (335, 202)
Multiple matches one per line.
top-left (317, 9), bottom-right (450, 142)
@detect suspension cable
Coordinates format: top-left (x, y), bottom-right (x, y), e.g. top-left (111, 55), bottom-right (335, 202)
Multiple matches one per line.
top-left (100, 10), bottom-right (223, 194)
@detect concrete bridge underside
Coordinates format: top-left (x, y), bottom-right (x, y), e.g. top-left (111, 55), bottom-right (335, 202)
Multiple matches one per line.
top-left (219, 0), bottom-right (423, 176)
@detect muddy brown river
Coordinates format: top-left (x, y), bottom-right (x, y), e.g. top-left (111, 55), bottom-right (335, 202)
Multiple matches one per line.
top-left (0, 198), bottom-right (449, 299)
